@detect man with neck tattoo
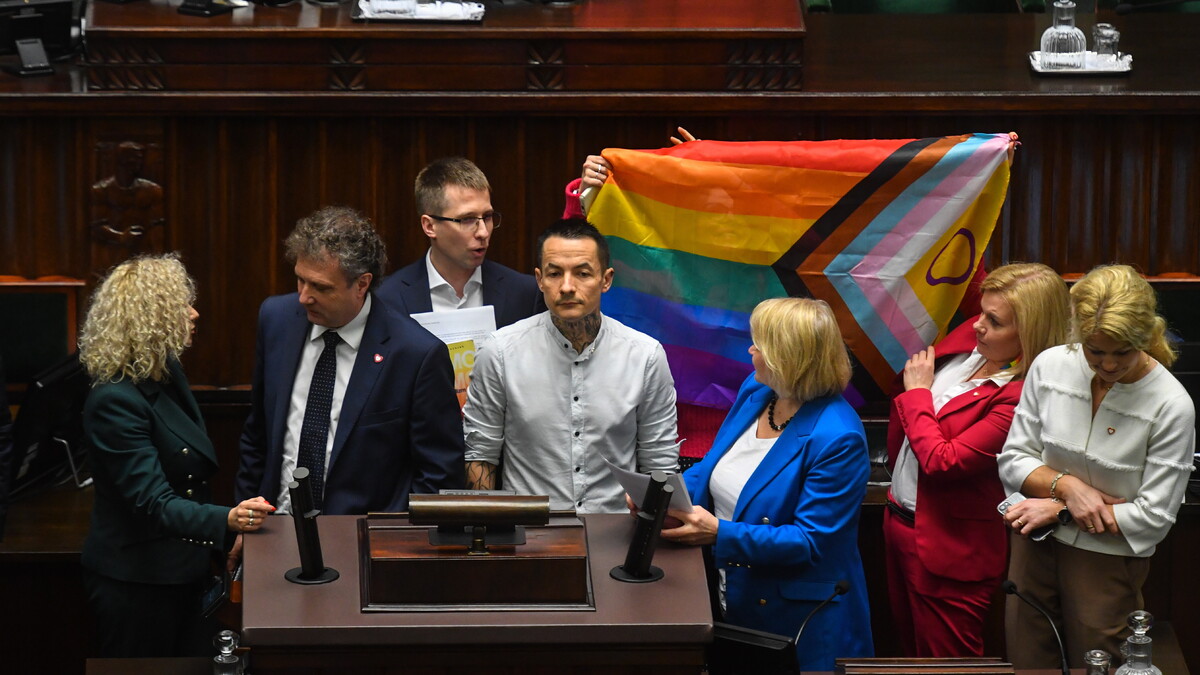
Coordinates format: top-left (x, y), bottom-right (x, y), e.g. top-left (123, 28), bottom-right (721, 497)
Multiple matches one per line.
top-left (462, 219), bottom-right (680, 513)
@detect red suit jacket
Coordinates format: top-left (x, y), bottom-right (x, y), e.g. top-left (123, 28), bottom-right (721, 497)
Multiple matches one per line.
top-left (886, 321), bottom-right (1021, 582)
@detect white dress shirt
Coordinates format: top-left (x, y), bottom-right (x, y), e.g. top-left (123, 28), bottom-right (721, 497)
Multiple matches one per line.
top-left (277, 294), bottom-right (372, 513)
top-left (463, 311), bottom-right (680, 513)
top-left (426, 249), bottom-right (484, 312)
top-left (890, 349), bottom-right (1014, 511)
top-left (708, 419), bottom-right (777, 613)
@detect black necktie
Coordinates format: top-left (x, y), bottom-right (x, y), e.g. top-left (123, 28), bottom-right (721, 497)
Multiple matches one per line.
top-left (297, 330), bottom-right (340, 509)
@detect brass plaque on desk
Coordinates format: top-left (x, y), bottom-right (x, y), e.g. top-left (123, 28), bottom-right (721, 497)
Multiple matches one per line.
top-left (357, 514), bottom-right (594, 612)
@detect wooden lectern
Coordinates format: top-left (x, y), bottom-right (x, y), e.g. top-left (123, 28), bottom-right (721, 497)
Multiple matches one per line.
top-left (360, 513), bottom-right (592, 610)
top-left (242, 514), bottom-right (712, 675)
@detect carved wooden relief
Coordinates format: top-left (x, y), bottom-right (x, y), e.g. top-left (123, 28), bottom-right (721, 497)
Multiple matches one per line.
top-left (526, 41), bottom-right (565, 90)
top-left (86, 68), bottom-right (168, 91)
top-left (330, 67), bottom-right (368, 91)
top-left (330, 41), bottom-right (368, 65)
top-left (88, 141), bottom-right (166, 278)
top-left (726, 40), bottom-right (803, 91)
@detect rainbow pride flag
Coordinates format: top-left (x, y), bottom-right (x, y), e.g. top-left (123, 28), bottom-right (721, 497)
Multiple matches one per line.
top-left (589, 133), bottom-right (1013, 409)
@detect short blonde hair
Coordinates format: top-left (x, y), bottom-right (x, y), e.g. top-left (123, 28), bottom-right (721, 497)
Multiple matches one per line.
top-left (1070, 264), bottom-right (1176, 367)
top-left (979, 262), bottom-right (1071, 380)
top-left (750, 297), bottom-right (851, 402)
top-left (79, 254), bottom-right (197, 384)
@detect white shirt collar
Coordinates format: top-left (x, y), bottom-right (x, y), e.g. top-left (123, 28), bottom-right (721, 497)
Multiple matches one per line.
top-left (425, 249), bottom-right (483, 296)
top-left (308, 293), bottom-right (371, 351)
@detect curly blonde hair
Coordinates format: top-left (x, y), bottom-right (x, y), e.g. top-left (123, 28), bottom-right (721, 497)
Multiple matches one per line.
top-left (750, 297), bottom-right (851, 402)
top-left (1070, 264), bottom-right (1177, 368)
top-left (79, 254), bottom-right (197, 384)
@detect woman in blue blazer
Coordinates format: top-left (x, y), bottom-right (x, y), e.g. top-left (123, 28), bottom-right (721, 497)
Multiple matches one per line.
top-left (79, 255), bottom-right (273, 657)
top-left (662, 297), bottom-right (873, 671)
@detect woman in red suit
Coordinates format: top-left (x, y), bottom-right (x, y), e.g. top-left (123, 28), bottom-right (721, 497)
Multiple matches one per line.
top-left (884, 262), bottom-right (1070, 657)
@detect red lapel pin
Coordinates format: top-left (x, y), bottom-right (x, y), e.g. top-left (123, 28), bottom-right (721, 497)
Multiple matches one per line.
top-left (374, 353), bottom-right (383, 363)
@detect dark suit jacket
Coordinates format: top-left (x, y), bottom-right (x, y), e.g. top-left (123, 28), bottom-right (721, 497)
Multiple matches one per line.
top-left (375, 257), bottom-right (544, 329)
top-left (684, 375), bottom-right (874, 670)
top-left (886, 321), bottom-right (1021, 582)
top-left (81, 359), bottom-right (230, 585)
top-left (235, 293), bottom-right (465, 515)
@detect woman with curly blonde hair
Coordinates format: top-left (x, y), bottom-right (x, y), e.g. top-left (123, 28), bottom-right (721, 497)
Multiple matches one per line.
top-left (79, 254), bottom-right (274, 657)
top-left (999, 264), bottom-right (1195, 667)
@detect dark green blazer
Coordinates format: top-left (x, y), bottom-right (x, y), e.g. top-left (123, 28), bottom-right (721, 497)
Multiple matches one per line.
top-left (81, 359), bottom-right (230, 585)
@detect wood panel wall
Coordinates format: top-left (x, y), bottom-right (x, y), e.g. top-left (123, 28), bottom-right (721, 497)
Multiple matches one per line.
top-left (2, 111), bottom-right (1199, 389)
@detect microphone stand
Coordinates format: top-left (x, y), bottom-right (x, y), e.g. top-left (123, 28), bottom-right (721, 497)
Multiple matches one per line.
top-left (1003, 580), bottom-right (1068, 675)
top-left (792, 579), bottom-right (850, 646)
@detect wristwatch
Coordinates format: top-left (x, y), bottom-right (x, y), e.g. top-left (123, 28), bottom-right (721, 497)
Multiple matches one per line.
top-left (1056, 506), bottom-right (1074, 525)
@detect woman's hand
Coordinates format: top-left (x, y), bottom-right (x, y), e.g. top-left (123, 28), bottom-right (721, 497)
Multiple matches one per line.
top-left (1002, 497), bottom-right (1060, 537)
top-left (1057, 475), bottom-right (1124, 535)
top-left (227, 534), bottom-right (243, 574)
top-left (670, 127), bottom-right (699, 145)
top-left (902, 347), bottom-right (936, 391)
top-left (227, 496), bottom-right (275, 533)
top-left (659, 505), bottom-right (719, 546)
top-left (580, 155), bottom-right (611, 192)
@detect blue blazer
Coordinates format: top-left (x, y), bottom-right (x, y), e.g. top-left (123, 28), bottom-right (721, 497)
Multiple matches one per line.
top-left (684, 374), bottom-right (873, 670)
top-left (375, 258), bottom-right (545, 329)
top-left (82, 359), bottom-right (231, 585)
top-left (235, 293), bottom-right (465, 515)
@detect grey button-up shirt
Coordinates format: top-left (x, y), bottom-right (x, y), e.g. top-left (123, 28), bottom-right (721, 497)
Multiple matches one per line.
top-left (463, 311), bottom-right (680, 513)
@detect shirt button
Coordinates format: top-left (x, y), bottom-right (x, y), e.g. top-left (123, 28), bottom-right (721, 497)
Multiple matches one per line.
top-left (575, 466), bottom-right (581, 472)
top-left (573, 396), bottom-right (579, 402)
top-left (187, 474), bottom-right (194, 481)
top-left (761, 517), bottom-right (770, 524)
top-left (181, 448), bottom-right (189, 455)
top-left (576, 501), bottom-right (583, 507)
top-left (186, 489), bottom-right (194, 497)
top-left (574, 431), bottom-right (580, 437)
top-left (759, 599), bottom-right (767, 606)
top-left (574, 362), bottom-right (580, 366)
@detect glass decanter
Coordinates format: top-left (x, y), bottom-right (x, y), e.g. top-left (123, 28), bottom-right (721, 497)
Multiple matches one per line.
top-left (213, 629), bottom-right (243, 675)
top-left (1086, 649), bottom-right (1112, 675)
top-left (1114, 610), bottom-right (1162, 675)
top-left (1040, 0), bottom-right (1087, 70)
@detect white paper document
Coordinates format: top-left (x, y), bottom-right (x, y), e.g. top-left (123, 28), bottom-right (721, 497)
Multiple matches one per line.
top-left (410, 306), bottom-right (497, 407)
top-left (357, 0), bottom-right (486, 21)
top-left (605, 458), bottom-right (693, 514)
top-left (410, 305), bottom-right (496, 345)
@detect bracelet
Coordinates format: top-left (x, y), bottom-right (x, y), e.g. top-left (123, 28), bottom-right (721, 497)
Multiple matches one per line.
top-left (1049, 470), bottom-right (1070, 501)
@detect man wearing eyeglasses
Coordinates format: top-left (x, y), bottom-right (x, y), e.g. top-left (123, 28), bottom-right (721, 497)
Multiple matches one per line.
top-left (376, 157), bottom-right (544, 328)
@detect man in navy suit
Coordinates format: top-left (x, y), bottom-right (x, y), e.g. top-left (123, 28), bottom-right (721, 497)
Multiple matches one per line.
top-left (235, 206), bottom-right (465, 519)
top-left (375, 157), bottom-right (544, 328)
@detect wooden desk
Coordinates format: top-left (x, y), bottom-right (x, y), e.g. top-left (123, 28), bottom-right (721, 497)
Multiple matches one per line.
top-left (0, 483), bottom-right (94, 674)
top-left (82, 0), bottom-right (805, 93)
top-left (241, 513), bottom-right (712, 674)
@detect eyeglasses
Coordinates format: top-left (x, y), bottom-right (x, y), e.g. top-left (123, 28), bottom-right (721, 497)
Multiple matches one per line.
top-left (427, 211), bottom-right (501, 231)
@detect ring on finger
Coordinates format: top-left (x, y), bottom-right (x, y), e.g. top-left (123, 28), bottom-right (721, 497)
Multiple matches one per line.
top-left (1015, 519), bottom-right (1024, 527)
top-left (249, 517), bottom-right (254, 526)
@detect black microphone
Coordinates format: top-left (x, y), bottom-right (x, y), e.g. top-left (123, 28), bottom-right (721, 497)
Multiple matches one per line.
top-left (1115, 0), bottom-right (1197, 14)
top-left (793, 579), bottom-right (850, 645)
top-left (1002, 580), bottom-right (1068, 675)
